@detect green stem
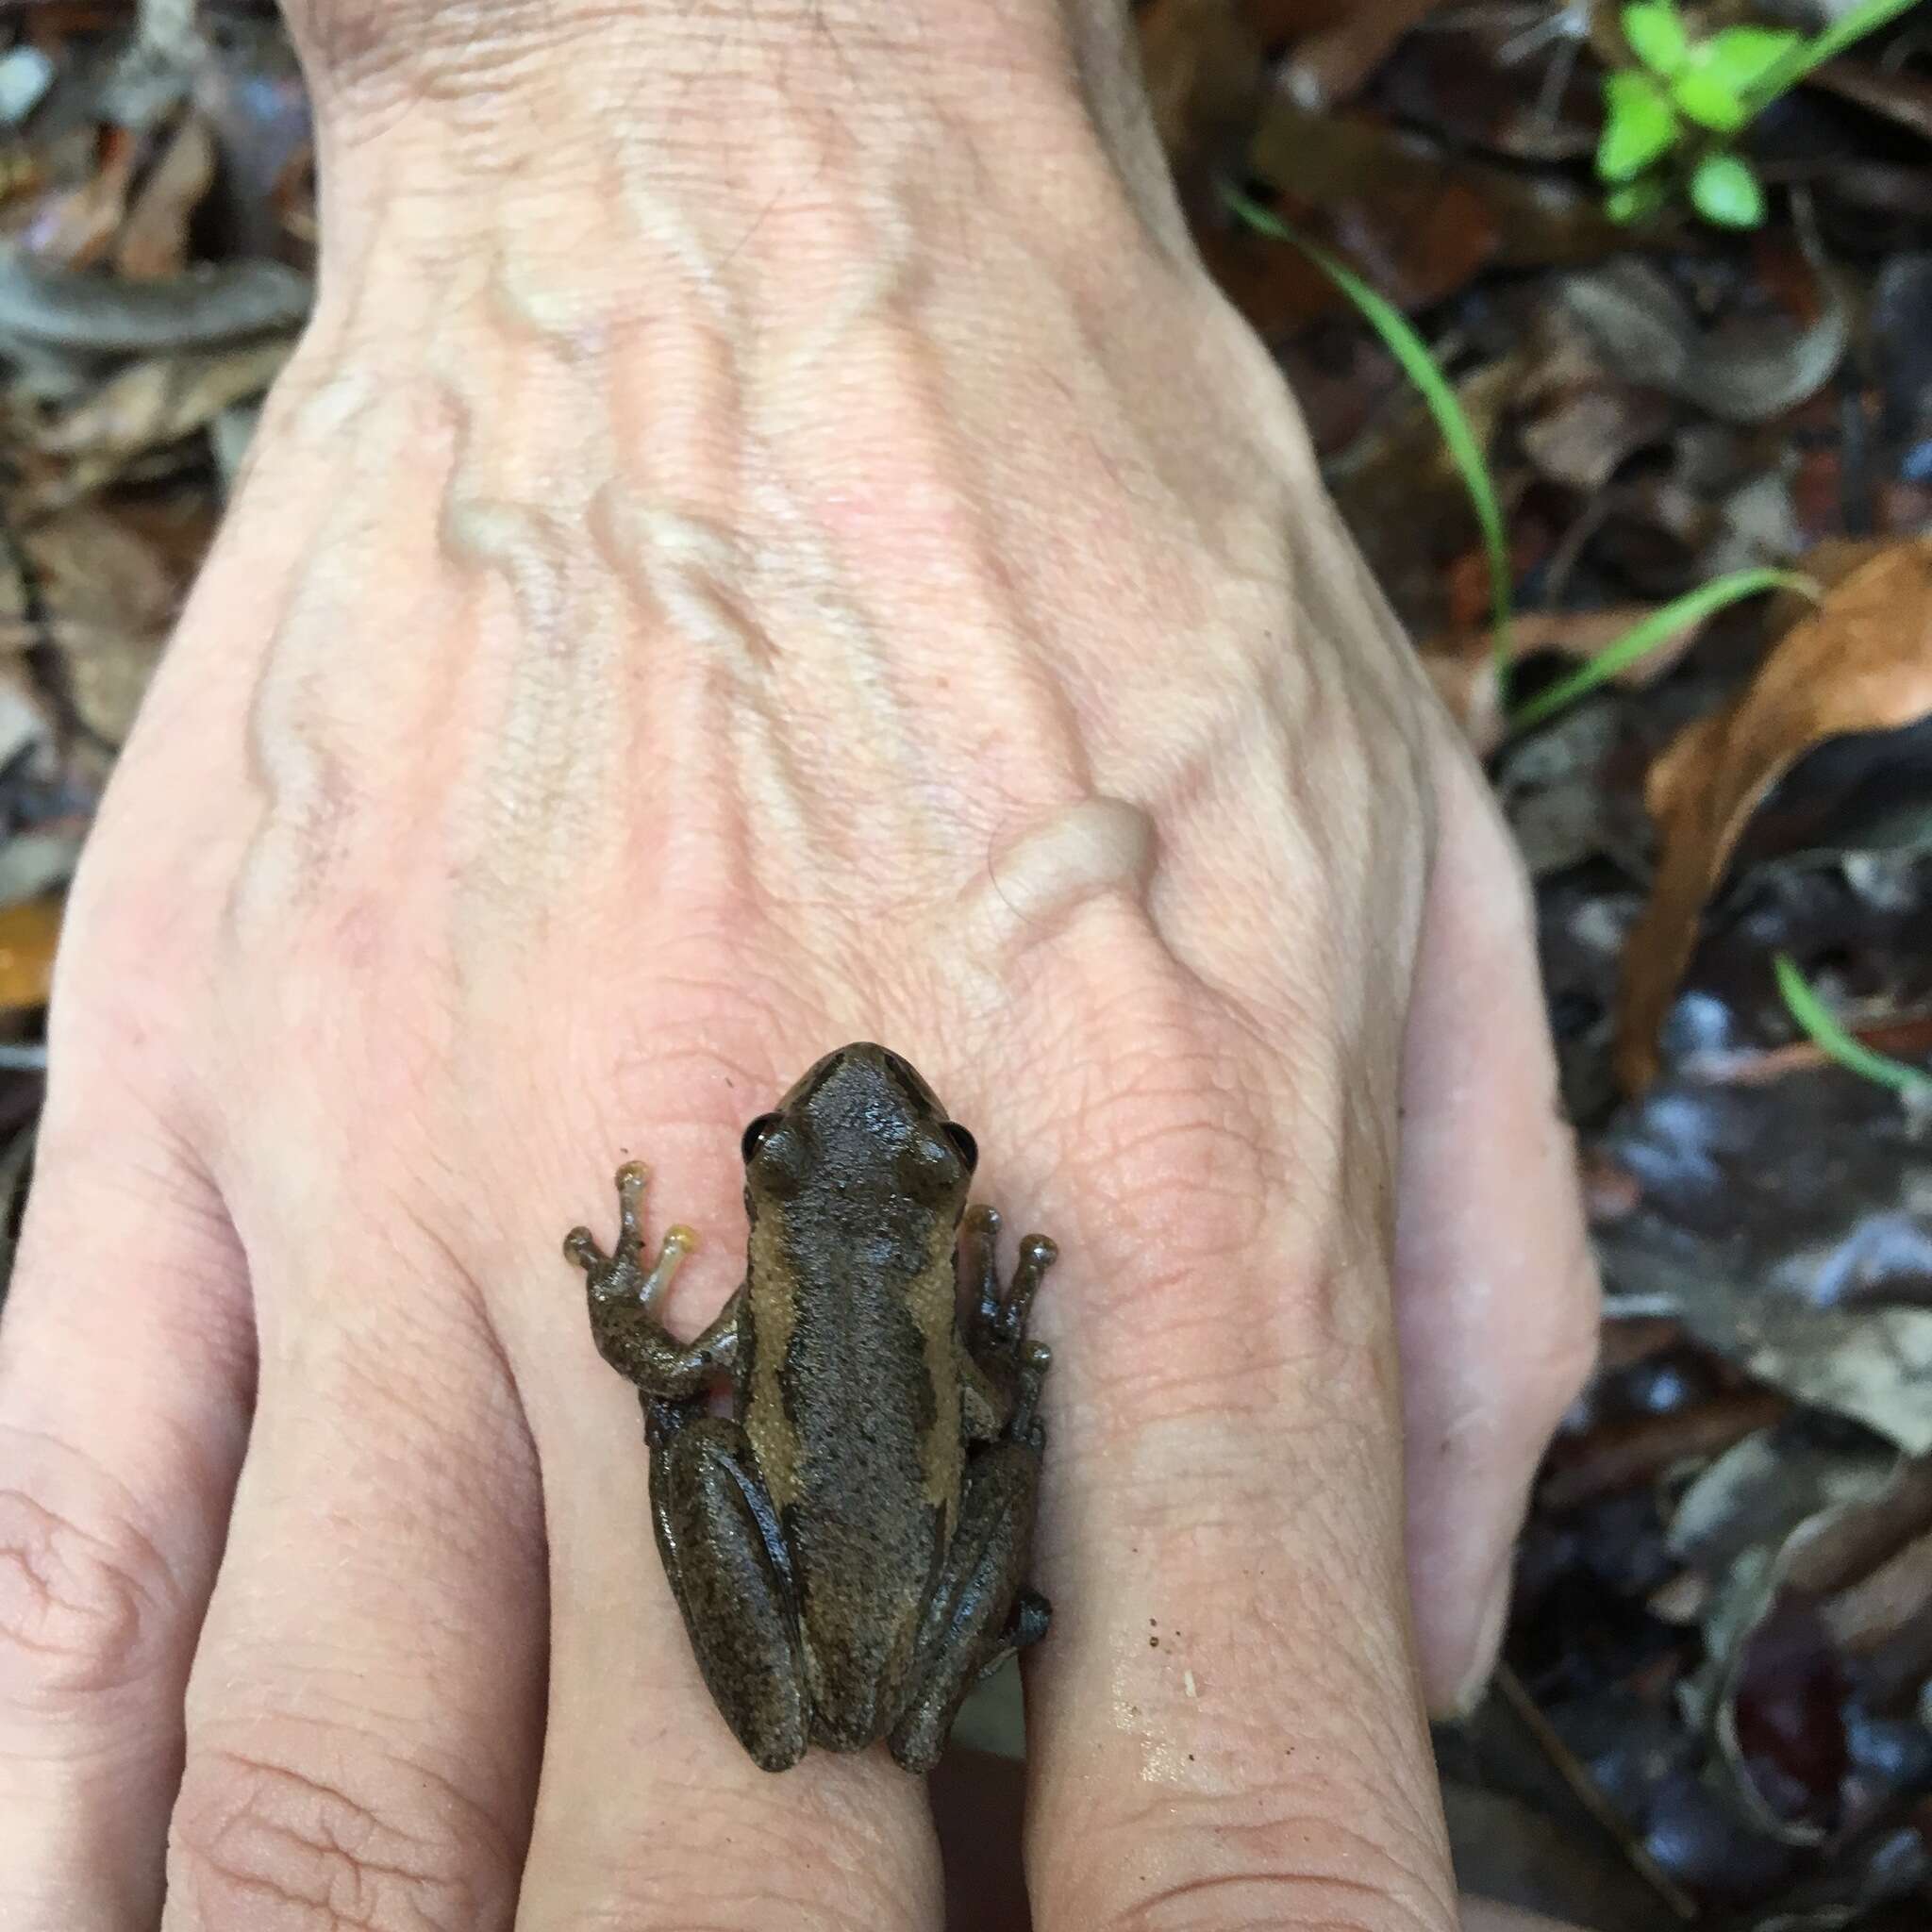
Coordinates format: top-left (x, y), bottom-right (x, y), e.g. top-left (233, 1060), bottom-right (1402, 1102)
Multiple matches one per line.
top-left (1507, 569), bottom-right (1817, 734)
top-left (1774, 953), bottom-right (1932, 1096)
top-left (1218, 185), bottom-right (1515, 691)
top-left (1749, 0), bottom-right (1920, 108)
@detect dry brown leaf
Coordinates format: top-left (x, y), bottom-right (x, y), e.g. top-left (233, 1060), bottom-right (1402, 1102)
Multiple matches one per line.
top-left (1331, 354), bottom-right (1523, 628)
top-left (22, 338), bottom-right (291, 506)
top-left (115, 110), bottom-right (216, 280)
top-left (9, 504), bottom-right (180, 637)
top-left (0, 894), bottom-right (61, 1011)
top-left (1137, 0), bottom-right (1264, 166)
top-left (1820, 1526), bottom-right (1932, 1653)
top-left (1241, 0), bottom-right (1353, 42)
top-left (1424, 605), bottom-right (1715, 752)
top-left (1423, 639), bottom-right (1505, 754)
top-left (33, 340), bottom-right (289, 462)
top-left (1234, 101), bottom-right (1622, 325)
top-left (1283, 0), bottom-right (1451, 106)
top-left (1, 504), bottom-right (182, 742)
top-left (11, 124), bottom-right (137, 270)
top-left (1616, 539), bottom-right (1932, 1092)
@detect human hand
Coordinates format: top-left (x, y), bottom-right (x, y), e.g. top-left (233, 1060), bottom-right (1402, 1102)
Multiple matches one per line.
top-left (0, 2), bottom-right (1598, 1925)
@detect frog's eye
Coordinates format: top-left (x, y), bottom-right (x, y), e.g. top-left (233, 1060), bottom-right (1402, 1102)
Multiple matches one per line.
top-left (942, 1122), bottom-right (978, 1173)
top-left (901, 1126), bottom-right (974, 1202)
top-left (742, 1113), bottom-right (809, 1194)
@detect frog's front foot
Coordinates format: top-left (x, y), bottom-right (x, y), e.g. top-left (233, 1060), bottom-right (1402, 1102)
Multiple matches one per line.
top-left (567, 1161), bottom-right (717, 1398)
top-left (960, 1207), bottom-right (1057, 1447)
top-left (961, 1206), bottom-right (1056, 1350)
top-left (565, 1160), bottom-right (697, 1310)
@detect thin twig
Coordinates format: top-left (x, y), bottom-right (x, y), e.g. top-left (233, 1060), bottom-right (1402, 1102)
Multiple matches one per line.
top-left (1493, 1662), bottom-right (1703, 1922)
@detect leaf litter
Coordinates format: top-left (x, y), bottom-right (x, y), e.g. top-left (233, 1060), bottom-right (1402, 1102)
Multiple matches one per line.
top-left (0, 2), bottom-right (1930, 1927)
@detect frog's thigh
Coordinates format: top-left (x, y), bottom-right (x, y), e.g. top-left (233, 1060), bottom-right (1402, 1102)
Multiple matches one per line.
top-left (652, 1416), bottom-right (808, 1773)
top-left (889, 1439), bottom-right (1045, 1774)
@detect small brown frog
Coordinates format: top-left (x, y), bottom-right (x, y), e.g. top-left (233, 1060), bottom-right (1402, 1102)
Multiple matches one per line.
top-left (566, 1043), bottom-right (1055, 1773)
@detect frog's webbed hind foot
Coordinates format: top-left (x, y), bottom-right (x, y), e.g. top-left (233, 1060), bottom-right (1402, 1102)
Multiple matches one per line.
top-left (980, 1588), bottom-right (1050, 1677)
top-left (888, 1439), bottom-right (1047, 1774)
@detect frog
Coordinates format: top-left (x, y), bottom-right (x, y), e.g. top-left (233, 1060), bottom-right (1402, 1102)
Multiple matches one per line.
top-left (564, 1041), bottom-right (1057, 1774)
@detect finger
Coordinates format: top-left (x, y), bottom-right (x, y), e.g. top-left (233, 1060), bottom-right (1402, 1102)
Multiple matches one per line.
top-left (160, 1206), bottom-right (545, 1931)
top-left (1395, 747), bottom-right (1600, 1716)
top-left (0, 1105), bottom-right (252, 1929)
top-left (506, 1138), bottom-right (944, 1932)
top-left (1021, 990), bottom-right (1458, 1932)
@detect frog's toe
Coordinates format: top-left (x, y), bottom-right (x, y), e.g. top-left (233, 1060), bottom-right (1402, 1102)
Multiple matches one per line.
top-left (563, 1225), bottom-right (605, 1271)
top-left (613, 1159), bottom-right (651, 1246)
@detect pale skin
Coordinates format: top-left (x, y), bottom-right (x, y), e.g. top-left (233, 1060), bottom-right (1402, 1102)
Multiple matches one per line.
top-left (0, 2), bottom-right (1600, 1927)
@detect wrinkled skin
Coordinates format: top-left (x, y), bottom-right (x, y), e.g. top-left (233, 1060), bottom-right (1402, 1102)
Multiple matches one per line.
top-left (0, 3), bottom-right (1598, 1927)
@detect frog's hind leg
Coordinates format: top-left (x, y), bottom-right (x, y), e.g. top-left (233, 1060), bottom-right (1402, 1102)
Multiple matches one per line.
top-left (647, 1400), bottom-right (808, 1773)
top-left (887, 1435), bottom-right (1046, 1774)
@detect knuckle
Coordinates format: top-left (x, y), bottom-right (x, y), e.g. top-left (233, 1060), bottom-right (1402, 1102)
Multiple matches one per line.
top-left (1063, 996), bottom-right (1396, 1388)
top-left (530, 1779), bottom-right (912, 1932)
top-left (0, 1436), bottom-right (179, 1712)
top-left (169, 1730), bottom-right (516, 1932)
top-left (1062, 1792), bottom-right (1456, 1932)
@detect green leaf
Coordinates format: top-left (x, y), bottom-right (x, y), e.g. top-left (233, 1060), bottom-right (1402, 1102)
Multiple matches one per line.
top-left (1605, 175), bottom-right (1672, 225)
top-left (1774, 954), bottom-right (1932, 1097)
top-left (1690, 150), bottom-right (1766, 226)
top-left (1218, 187), bottom-right (1515, 684)
top-left (1507, 569), bottom-right (1817, 733)
top-left (1673, 67), bottom-right (1749, 132)
top-left (1697, 24), bottom-right (1804, 98)
top-left (1598, 70), bottom-right (1679, 180)
top-left (1623, 0), bottom-right (1690, 74)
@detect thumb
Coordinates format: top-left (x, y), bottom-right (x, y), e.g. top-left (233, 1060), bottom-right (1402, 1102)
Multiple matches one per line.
top-left (1395, 742), bottom-right (1600, 1715)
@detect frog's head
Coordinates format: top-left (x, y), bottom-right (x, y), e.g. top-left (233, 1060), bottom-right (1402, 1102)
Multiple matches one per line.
top-left (741, 1042), bottom-right (978, 1214)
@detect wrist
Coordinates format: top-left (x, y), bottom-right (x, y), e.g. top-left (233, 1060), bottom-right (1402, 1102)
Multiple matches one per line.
top-left (288, 0), bottom-right (1187, 425)
top-left (291, 0), bottom-right (1150, 259)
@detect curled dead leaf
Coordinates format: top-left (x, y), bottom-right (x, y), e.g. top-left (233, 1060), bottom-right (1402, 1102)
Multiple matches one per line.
top-left (1560, 259), bottom-right (1847, 427)
top-left (1617, 540), bottom-right (1932, 1092)
top-left (0, 246), bottom-right (309, 352)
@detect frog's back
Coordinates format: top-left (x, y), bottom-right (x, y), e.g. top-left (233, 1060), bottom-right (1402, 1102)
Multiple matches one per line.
top-left (742, 1191), bottom-right (965, 1747)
